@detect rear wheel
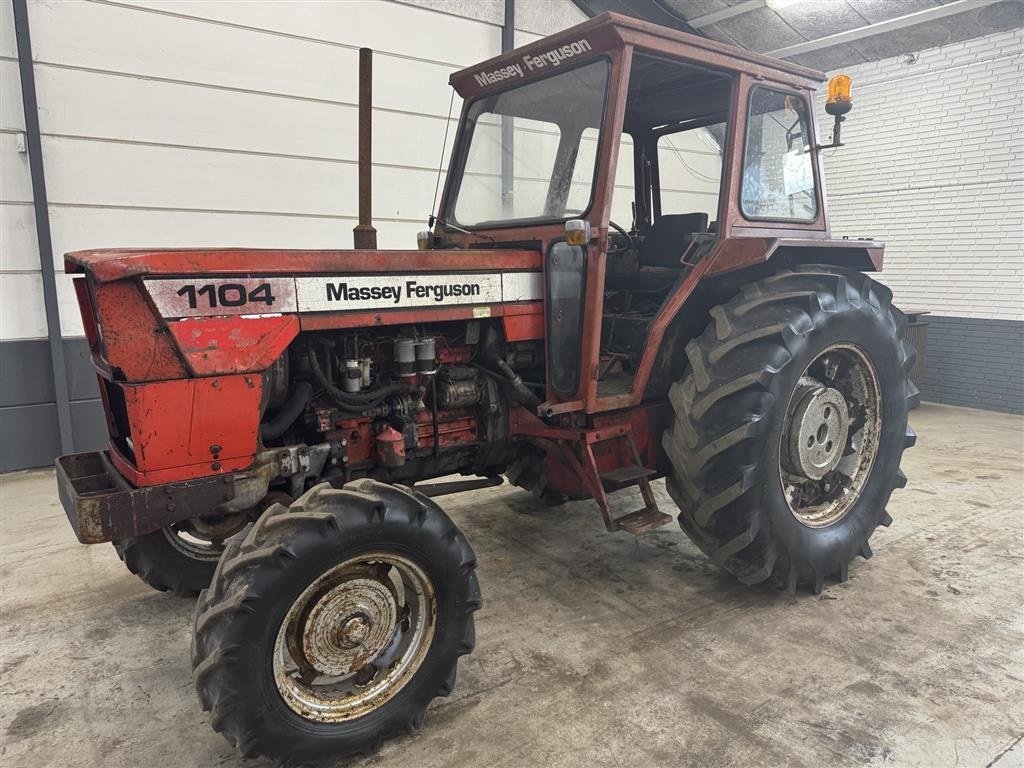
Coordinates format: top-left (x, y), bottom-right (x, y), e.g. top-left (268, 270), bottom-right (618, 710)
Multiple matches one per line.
top-left (113, 492), bottom-right (289, 597)
top-left (191, 480), bottom-right (479, 766)
top-left (663, 265), bottom-right (917, 592)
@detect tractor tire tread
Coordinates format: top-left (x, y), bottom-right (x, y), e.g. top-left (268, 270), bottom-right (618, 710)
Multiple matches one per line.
top-left (192, 479), bottom-right (479, 766)
top-left (662, 265), bottom-right (914, 592)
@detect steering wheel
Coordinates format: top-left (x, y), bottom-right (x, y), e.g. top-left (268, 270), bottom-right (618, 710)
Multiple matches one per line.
top-left (607, 219), bottom-right (632, 256)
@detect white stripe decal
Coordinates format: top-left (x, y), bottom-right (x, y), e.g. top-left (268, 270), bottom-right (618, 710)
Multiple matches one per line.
top-left (145, 273), bottom-right (542, 319)
top-left (501, 272), bottom-right (543, 303)
top-left (296, 274), bottom-right (502, 312)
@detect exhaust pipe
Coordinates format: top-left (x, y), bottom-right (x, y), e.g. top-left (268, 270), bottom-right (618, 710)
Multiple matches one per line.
top-left (353, 47), bottom-right (377, 249)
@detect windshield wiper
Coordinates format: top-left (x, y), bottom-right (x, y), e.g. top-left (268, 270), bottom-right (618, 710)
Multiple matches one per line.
top-left (428, 215), bottom-right (495, 241)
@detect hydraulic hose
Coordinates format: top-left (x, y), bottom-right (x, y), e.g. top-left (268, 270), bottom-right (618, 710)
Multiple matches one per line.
top-left (260, 381), bottom-right (313, 442)
top-left (494, 359), bottom-right (542, 409)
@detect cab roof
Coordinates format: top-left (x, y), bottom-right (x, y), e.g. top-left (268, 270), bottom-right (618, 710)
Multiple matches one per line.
top-left (450, 12), bottom-right (825, 99)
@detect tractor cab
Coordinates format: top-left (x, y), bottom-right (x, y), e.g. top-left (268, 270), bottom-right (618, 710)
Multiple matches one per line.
top-left (439, 12), bottom-right (870, 415)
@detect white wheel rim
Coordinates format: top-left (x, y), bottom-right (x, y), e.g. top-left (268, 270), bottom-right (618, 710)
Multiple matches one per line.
top-left (272, 552), bottom-right (436, 722)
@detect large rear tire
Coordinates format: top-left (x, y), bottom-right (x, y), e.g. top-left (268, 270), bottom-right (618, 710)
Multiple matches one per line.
top-left (663, 265), bottom-right (917, 593)
top-left (191, 480), bottom-right (480, 766)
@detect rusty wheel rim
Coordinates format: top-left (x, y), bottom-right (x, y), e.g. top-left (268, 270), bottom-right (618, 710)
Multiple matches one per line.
top-left (162, 514), bottom-right (247, 561)
top-left (272, 552), bottom-right (436, 722)
top-left (779, 343), bottom-right (882, 528)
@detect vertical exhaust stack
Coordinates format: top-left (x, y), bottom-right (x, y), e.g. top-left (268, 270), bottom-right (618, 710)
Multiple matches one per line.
top-left (353, 47), bottom-right (378, 249)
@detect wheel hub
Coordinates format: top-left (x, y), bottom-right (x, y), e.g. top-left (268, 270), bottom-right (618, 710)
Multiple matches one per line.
top-left (779, 344), bottom-right (882, 529)
top-left (301, 578), bottom-right (397, 677)
top-left (784, 382), bottom-right (850, 480)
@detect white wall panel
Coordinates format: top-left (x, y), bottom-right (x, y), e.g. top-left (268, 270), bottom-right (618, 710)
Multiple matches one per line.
top-left (32, 64), bottom-right (457, 172)
top-left (47, 205), bottom-right (423, 265)
top-left (0, 132), bottom-right (33, 203)
top-left (0, 273), bottom-right (47, 339)
top-left (0, 0), bottom-right (15, 59)
top-left (0, 202), bottom-right (40, 272)
top-left (27, 1), bottom-right (363, 104)
top-left (26, 2), bottom-right (467, 116)
top-left (118, 0), bottom-right (500, 66)
top-left (39, 136), bottom-right (444, 219)
top-left (0, 61), bottom-right (25, 131)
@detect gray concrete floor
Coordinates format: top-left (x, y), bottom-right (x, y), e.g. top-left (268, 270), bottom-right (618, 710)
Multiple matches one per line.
top-left (2, 402), bottom-right (1022, 768)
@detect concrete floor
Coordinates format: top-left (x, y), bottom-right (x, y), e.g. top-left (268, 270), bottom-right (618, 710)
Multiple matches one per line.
top-left (1, 402), bottom-right (1022, 768)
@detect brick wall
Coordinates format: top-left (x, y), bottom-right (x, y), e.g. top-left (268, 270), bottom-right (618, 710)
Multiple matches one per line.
top-left (817, 28), bottom-right (1023, 413)
top-left (917, 316), bottom-right (1024, 414)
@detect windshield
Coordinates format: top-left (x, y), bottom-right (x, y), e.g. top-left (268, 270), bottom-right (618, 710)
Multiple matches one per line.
top-left (448, 60), bottom-right (610, 228)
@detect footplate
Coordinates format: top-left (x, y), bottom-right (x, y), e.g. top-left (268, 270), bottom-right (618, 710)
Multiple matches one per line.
top-left (613, 507), bottom-right (673, 535)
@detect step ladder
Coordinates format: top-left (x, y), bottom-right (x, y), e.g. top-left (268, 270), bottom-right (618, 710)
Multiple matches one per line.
top-left (585, 431), bottom-right (672, 535)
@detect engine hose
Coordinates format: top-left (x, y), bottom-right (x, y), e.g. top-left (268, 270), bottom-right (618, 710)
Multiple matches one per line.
top-left (494, 359), bottom-right (542, 409)
top-left (260, 381), bottom-right (313, 442)
top-left (306, 343), bottom-right (413, 408)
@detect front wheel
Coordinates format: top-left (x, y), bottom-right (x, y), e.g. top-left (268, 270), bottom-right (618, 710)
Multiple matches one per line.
top-left (191, 480), bottom-right (480, 766)
top-left (663, 265), bottom-right (917, 593)
top-left (113, 492), bottom-right (289, 597)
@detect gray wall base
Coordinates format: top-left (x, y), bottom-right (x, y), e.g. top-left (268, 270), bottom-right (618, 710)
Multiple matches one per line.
top-left (918, 316), bottom-right (1023, 415)
top-left (1, 338), bottom-right (105, 473)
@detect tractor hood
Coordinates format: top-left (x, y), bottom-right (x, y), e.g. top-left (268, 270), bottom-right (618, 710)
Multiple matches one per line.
top-left (66, 247), bottom-right (545, 384)
top-left (65, 247), bottom-right (541, 283)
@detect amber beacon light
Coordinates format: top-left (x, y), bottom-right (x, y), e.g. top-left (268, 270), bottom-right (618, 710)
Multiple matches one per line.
top-left (817, 74), bottom-right (853, 150)
top-left (826, 74), bottom-right (853, 116)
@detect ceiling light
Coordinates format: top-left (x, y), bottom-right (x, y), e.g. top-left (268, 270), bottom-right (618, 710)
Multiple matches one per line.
top-left (766, 0), bottom-right (801, 9)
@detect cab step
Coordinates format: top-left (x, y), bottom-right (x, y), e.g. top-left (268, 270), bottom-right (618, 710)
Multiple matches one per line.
top-left (613, 507), bottom-right (673, 535)
top-left (599, 465), bottom-right (657, 490)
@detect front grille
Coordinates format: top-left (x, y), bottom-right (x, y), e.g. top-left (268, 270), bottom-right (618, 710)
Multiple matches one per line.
top-left (102, 379), bottom-right (135, 464)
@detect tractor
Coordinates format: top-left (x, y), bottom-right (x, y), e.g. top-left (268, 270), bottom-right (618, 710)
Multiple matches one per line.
top-left (56, 12), bottom-right (916, 766)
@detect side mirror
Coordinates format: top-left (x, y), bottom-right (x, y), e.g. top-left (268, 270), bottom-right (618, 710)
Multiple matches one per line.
top-left (817, 74), bottom-right (852, 151)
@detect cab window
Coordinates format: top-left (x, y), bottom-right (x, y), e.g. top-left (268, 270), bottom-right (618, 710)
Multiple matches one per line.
top-left (741, 88), bottom-right (817, 222)
top-left (658, 123), bottom-right (725, 222)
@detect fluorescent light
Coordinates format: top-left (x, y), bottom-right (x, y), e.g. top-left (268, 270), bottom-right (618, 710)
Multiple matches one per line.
top-left (766, 0), bottom-right (801, 9)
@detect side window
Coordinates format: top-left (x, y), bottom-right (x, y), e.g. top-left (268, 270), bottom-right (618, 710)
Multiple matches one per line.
top-left (609, 133), bottom-right (634, 226)
top-left (657, 124), bottom-right (725, 222)
top-left (741, 88), bottom-right (817, 221)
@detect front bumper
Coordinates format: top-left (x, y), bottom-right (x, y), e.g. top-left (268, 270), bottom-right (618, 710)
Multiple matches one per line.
top-left (56, 451), bottom-right (234, 544)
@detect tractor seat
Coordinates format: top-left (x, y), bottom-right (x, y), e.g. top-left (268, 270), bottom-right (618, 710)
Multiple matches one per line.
top-left (605, 212), bottom-right (710, 293)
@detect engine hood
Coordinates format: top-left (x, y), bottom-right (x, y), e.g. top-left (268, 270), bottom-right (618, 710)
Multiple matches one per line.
top-left (65, 247), bottom-right (542, 283)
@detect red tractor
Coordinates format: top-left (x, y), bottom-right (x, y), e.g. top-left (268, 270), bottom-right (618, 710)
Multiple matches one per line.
top-left (57, 13), bottom-right (916, 766)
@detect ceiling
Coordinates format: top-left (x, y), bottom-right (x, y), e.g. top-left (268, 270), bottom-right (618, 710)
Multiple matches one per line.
top-left (572, 0), bottom-right (1024, 71)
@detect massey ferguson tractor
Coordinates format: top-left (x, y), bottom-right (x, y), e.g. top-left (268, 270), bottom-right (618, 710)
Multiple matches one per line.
top-left (56, 13), bottom-right (917, 766)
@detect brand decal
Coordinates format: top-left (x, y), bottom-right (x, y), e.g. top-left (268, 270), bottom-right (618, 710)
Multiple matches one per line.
top-left (473, 38), bottom-right (592, 88)
top-left (474, 63), bottom-right (524, 87)
top-left (298, 275), bottom-right (500, 312)
top-left (323, 280), bottom-right (482, 305)
top-left (145, 273), bottom-right (541, 318)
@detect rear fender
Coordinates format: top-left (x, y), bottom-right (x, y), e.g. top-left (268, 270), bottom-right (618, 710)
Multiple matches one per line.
top-left (639, 237), bottom-right (884, 400)
top-left (704, 237), bottom-right (882, 278)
